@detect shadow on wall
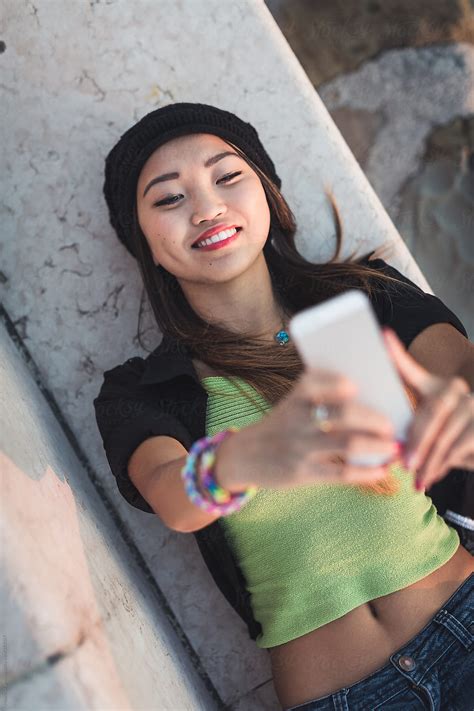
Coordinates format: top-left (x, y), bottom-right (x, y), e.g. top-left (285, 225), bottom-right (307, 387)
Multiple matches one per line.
top-left (264, 0), bottom-right (474, 86)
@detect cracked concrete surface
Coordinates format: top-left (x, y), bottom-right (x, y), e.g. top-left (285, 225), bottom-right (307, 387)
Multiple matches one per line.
top-left (0, 317), bottom-right (218, 709)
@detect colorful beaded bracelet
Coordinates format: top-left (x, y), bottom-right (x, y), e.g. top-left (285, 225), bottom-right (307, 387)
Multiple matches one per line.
top-left (180, 428), bottom-right (259, 515)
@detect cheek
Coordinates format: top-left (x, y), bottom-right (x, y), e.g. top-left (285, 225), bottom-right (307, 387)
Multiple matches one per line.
top-left (135, 210), bottom-right (161, 259)
top-left (246, 187), bottom-right (271, 232)
top-left (137, 205), bottom-right (153, 239)
top-left (237, 182), bottom-right (268, 216)
top-left (140, 215), bottom-right (187, 267)
top-left (139, 210), bottom-right (169, 244)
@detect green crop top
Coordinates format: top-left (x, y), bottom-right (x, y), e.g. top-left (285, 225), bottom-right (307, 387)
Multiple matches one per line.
top-left (201, 375), bottom-right (460, 649)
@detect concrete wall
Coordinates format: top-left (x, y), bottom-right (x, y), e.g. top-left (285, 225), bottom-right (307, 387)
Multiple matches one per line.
top-left (0, 1), bottom-right (456, 708)
top-left (0, 314), bottom-right (218, 710)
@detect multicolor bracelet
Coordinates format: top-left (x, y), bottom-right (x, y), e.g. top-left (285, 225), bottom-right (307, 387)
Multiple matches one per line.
top-left (181, 428), bottom-right (259, 515)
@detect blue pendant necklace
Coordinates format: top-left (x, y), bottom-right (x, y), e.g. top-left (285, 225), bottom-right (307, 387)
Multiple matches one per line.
top-left (274, 328), bottom-right (290, 346)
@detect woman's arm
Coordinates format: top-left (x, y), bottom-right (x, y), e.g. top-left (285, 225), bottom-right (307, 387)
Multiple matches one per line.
top-left (408, 323), bottom-right (474, 389)
top-left (128, 436), bottom-right (221, 532)
top-left (127, 426), bottom-right (259, 533)
top-left (407, 323), bottom-right (474, 520)
top-left (384, 328), bottom-right (473, 495)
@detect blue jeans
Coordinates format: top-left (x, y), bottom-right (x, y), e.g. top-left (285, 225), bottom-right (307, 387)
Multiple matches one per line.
top-left (285, 572), bottom-right (474, 710)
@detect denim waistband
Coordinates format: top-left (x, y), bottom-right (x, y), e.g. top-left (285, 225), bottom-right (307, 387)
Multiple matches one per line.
top-left (285, 572), bottom-right (474, 711)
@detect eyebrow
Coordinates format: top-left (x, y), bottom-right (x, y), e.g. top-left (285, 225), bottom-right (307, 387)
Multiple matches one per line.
top-left (142, 151), bottom-right (240, 197)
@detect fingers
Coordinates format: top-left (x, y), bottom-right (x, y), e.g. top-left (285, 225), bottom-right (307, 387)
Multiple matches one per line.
top-left (440, 426), bottom-right (474, 471)
top-left (414, 403), bottom-right (472, 488)
top-left (418, 414), bottom-right (474, 490)
top-left (403, 377), bottom-right (470, 471)
top-left (310, 458), bottom-right (391, 485)
top-left (342, 464), bottom-right (392, 484)
top-left (310, 432), bottom-right (400, 461)
top-left (299, 368), bottom-right (358, 404)
top-left (300, 369), bottom-right (394, 437)
top-left (321, 400), bottom-right (395, 439)
top-left (382, 328), bottom-right (435, 397)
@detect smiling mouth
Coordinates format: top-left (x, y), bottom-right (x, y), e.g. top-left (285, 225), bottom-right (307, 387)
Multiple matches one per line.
top-left (192, 226), bottom-right (242, 250)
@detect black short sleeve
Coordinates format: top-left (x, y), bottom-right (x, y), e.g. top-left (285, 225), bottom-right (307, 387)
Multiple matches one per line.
top-left (361, 257), bottom-right (469, 348)
top-left (93, 357), bottom-right (193, 513)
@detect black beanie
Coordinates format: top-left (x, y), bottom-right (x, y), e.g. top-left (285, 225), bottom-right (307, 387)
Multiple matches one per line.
top-left (103, 102), bottom-right (282, 259)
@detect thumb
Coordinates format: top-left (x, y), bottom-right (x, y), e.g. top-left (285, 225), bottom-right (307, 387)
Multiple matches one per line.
top-left (382, 327), bottom-right (436, 398)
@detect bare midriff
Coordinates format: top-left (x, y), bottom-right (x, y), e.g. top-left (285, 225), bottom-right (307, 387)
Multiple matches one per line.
top-left (269, 544), bottom-right (474, 710)
top-left (193, 359), bottom-right (474, 708)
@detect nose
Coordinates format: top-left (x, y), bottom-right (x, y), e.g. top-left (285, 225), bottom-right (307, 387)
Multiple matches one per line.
top-left (191, 193), bottom-right (227, 226)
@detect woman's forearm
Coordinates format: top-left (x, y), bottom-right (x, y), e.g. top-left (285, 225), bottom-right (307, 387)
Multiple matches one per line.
top-left (151, 426), bottom-right (260, 534)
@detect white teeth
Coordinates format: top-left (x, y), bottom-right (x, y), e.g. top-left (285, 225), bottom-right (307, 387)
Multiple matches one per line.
top-left (195, 227), bottom-right (237, 248)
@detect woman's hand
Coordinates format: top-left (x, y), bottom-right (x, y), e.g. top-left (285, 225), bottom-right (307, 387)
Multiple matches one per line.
top-left (382, 327), bottom-right (474, 491)
top-left (222, 365), bottom-right (400, 492)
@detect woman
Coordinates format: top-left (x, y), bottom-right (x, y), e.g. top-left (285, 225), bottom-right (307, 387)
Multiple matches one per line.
top-left (95, 103), bottom-right (474, 710)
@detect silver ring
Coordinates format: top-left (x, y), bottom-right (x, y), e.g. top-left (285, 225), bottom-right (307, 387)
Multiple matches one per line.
top-left (312, 403), bottom-right (337, 432)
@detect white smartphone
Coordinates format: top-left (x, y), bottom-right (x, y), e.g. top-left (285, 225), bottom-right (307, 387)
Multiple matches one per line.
top-left (288, 290), bottom-right (413, 467)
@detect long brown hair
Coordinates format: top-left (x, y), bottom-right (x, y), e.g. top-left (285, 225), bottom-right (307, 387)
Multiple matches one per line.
top-left (133, 141), bottom-right (419, 496)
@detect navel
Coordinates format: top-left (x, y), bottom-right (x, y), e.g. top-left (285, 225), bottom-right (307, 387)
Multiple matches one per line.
top-left (367, 600), bottom-right (379, 619)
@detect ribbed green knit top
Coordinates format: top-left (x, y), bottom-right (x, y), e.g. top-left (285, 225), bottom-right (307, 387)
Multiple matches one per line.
top-left (201, 375), bottom-right (460, 649)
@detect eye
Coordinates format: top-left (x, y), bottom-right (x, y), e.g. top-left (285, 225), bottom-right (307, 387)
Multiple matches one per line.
top-left (153, 195), bottom-right (181, 207)
top-left (217, 170), bottom-right (242, 184)
top-left (152, 171), bottom-right (242, 207)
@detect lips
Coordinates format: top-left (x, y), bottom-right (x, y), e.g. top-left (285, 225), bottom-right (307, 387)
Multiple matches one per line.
top-left (191, 224), bottom-right (241, 248)
top-left (192, 227), bottom-right (242, 252)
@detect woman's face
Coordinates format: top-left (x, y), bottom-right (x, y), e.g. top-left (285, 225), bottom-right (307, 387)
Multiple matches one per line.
top-left (135, 133), bottom-right (271, 285)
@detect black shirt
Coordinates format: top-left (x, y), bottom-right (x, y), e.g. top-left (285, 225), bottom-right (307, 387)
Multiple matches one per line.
top-left (93, 257), bottom-right (472, 641)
